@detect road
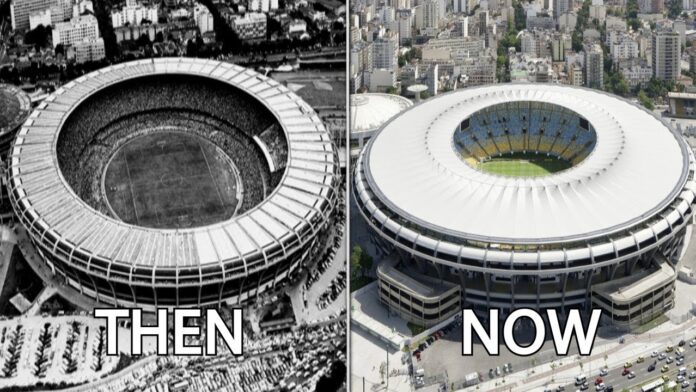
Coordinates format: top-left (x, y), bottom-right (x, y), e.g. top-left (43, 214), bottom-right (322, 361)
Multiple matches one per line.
top-left (561, 345), bottom-right (696, 392)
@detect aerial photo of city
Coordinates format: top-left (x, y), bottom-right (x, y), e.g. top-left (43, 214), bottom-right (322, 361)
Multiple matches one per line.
top-left (0, 0), bottom-right (348, 390)
top-left (348, 0), bottom-right (696, 390)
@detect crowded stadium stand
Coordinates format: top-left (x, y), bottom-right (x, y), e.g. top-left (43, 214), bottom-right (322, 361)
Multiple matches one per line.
top-left (7, 58), bottom-right (340, 311)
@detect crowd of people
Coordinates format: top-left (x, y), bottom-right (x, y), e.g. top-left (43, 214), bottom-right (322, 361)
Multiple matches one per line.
top-left (57, 74), bottom-right (291, 219)
top-left (258, 123), bottom-right (288, 173)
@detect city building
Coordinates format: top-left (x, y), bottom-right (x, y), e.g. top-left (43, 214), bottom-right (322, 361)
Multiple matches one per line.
top-left (51, 14), bottom-right (100, 48)
top-left (510, 54), bottom-right (554, 82)
top-left (110, 0), bottom-right (158, 28)
top-left (377, 257), bottom-right (461, 327)
top-left (589, 0), bottom-right (606, 22)
top-left (620, 63), bottom-right (652, 88)
top-left (28, 8), bottom-right (51, 30)
top-left (10, 0), bottom-right (54, 31)
top-left (558, 11), bottom-right (577, 32)
top-left (288, 19), bottom-right (307, 34)
top-left (422, 0), bottom-right (440, 32)
top-left (231, 12), bottom-right (267, 40)
top-left (551, 33), bottom-right (571, 61)
top-left (611, 34), bottom-right (639, 62)
top-left (396, 9), bottom-right (412, 44)
top-left (553, 0), bottom-right (572, 19)
top-left (193, 3), bottom-right (214, 34)
top-left (350, 40), bottom-right (373, 92)
top-left (425, 63), bottom-right (438, 96)
top-left (73, 37), bottom-right (105, 63)
top-left (458, 54), bottom-right (496, 85)
top-left (50, 0), bottom-right (73, 24)
top-left (526, 13), bottom-right (555, 30)
top-left (584, 43), bottom-right (604, 88)
top-left (592, 257), bottom-right (676, 328)
top-left (568, 62), bottom-right (584, 85)
top-left (668, 92), bottom-right (696, 118)
top-left (453, 0), bottom-right (476, 13)
top-left (248, 0), bottom-right (279, 12)
top-left (367, 68), bottom-right (397, 92)
top-left (652, 31), bottom-right (681, 82)
top-left (372, 31), bottom-right (398, 73)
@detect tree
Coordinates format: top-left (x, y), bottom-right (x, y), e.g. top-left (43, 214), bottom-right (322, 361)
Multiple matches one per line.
top-left (668, 0), bottom-right (682, 19)
top-left (350, 245), bottom-right (363, 278)
top-left (513, 0), bottom-right (526, 31)
top-left (638, 90), bottom-right (654, 110)
top-left (136, 33), bottom-right (151, 48)
top-left (24, 25), bottom-right (50, 48)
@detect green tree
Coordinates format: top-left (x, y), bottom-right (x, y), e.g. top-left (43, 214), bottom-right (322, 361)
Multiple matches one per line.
top-left (638, 90), bottom-right (654, 110)
top-left (350, 245), bottom-right (363, 278)
top-left (513, 0), bottom-right (526, 31)
top-left (668, 0), bottom-right (682, 19)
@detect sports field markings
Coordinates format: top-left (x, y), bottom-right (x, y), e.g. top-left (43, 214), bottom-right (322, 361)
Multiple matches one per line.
top-left (121, 153), bottom-right (142, 225)
top-left (197, 140), bottom-right (226, 211)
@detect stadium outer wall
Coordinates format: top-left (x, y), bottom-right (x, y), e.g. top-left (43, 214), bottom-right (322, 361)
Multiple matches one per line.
top-left (354, 84), bottom-right (696, 329)
top-left (7, 58), bottom-right (341, 311)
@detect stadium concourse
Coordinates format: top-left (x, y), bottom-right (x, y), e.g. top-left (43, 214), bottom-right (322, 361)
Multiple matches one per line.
top-left (5, 58), bottom-right (342, 311)
top-left (354, 84), bottom-right (696, 331)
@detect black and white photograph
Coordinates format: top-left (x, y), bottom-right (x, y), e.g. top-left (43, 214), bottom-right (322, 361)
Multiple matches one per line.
top-left (0, 0), bottom-right (347, 390)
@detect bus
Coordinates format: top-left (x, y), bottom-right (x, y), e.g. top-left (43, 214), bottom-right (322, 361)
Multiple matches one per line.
top-left (641, 378), bottom-right (665, 392)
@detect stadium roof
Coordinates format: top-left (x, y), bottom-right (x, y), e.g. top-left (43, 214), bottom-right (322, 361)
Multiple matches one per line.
top-left (10, 58), bottom-right (337, 268)
top-left (0, 84), bottom-right (31, 135)
top-left (363, 84), bottom-right (691, 242)
top-left (350, 93), bottom-right (412, 135)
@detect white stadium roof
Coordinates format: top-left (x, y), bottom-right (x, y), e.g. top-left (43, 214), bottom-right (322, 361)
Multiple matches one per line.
top-left (350, 93), bottom-right (412, 135)
top-left (10, 58), bottom-right (337, 268)
top-left (363, 84), bottom-right (692, 242)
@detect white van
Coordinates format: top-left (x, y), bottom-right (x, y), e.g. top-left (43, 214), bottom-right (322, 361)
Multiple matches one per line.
top-left (680, 366), bottom-right (687, 375)
top-left (575, 374), bottom-right (587, 386)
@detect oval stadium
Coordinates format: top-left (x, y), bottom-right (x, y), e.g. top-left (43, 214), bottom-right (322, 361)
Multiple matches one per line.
top-left (8, 58), bottom-right (340, 311)
top-left (354, 84), bottom-right (696, 329)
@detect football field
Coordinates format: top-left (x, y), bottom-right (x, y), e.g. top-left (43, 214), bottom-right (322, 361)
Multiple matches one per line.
top-left (103, 131), bottom-right (240, 229)
top-left (478, 153), bottom-right (572, 177)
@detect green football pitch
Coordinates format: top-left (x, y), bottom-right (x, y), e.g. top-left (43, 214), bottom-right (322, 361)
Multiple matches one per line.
top-left (477, 152), bottom-right (572, 177)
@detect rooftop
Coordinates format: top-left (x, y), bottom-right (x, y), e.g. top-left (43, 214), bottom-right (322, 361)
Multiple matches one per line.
top-left (350, 93), bottom-right (412, 135)
top-left (362, 84), bottom-right (690, 242)
top-left (593, 256), bottom-right (675, 303)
